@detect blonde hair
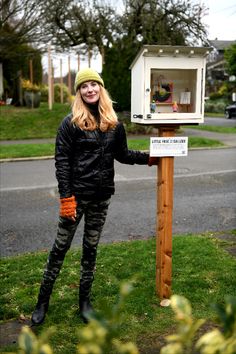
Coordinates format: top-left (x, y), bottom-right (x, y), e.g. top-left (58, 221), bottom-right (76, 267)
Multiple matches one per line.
top-left (72, 86), bottom-right (118, 132)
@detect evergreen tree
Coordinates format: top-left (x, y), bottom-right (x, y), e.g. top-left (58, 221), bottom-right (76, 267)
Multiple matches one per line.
top-left (224, 44), bottom-right (236, 77)
top-left (0, 25), bottom-right (42, 97)
top-left (0, 0), bottom-right (43, 98)
top-left (102, 0), bottom-right (208, 110)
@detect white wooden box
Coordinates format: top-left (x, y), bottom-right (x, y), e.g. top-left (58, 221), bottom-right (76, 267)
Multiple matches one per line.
top-left (130, 45), bottom-right (211, 125)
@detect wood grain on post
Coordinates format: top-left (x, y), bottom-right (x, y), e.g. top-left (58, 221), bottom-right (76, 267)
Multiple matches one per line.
top-left (59, 59), bottom-right (63, 104)
top-left (68, 56), bottom-right (71, 95)
top-left (78, 54), bottom-right (80, 71)
top-left (156, 126), bottom-right (177, 299)
top-left (51, 59), bottom-right (54, 104)
top-left (48, 44), bottom-right (52, 110)
top-left (29, 59), bottom-right (33, 84)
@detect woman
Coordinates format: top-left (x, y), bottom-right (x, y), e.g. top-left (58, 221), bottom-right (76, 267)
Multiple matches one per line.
top-left (31, 68), bottom-right (158, 325)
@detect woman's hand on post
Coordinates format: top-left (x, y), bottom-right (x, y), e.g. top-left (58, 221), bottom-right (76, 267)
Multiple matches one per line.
top-left (148, 156), bottom-right (159, 166)
top-left (59, 195), bottom-right (77, 221)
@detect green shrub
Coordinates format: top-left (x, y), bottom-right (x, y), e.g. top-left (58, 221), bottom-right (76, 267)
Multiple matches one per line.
top-left (54, 83), bottom-right (70, 103)
top-left (161, 295), bottom-right (236, 354)
top-left (13, 292), bottom-right (236, 354)
top-left (209, 81), bottom-right (236, 102)
top-left (209, 92), bottom-right (224, 101)
top-left (18, 326), bottom-right (55, 354)
top-left (15, 282), bottom-right (139, 354)
top-left (40, 84), bottom-right (71, 103)
top-left (40, 85), bottom-right (48, 102)
top-left (125, 122), bottom-right (154, 134)
top-left (204, 99), bottom-right (228, 113)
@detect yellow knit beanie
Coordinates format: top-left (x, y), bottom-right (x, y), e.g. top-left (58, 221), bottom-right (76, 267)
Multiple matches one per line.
top-left (74, 68), bottom-right (104, 92)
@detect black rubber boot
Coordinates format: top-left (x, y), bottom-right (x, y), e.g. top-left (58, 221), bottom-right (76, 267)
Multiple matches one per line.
top-left (31, 301), bottom-right (49, 325)
top-left (79, 275), bottom-right (95, 323)
top-left (79, 297), bottom-right (94, 324)
top-left (31, 284), bottom-right (52, 325)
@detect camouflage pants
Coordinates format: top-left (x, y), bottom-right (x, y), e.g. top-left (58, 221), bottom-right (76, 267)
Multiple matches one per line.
top-left (40, 198), bottom-right (110, 297)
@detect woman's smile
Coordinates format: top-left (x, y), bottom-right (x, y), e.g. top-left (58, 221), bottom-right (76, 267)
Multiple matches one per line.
top-left (80, 81), bottom-right (100, 104)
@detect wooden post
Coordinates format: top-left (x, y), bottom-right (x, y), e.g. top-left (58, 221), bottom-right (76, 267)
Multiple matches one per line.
top-left (48, 44), bottom-right (52, 110)
top-left (68, 56), bottom-right (71, 95)
top-left (0, 63), bottom-right (3, 100)
top-left (78, 54), bottom-right (80, 71)
top-left (29, 59), bottom-right (33, 83)
top-left (88, 48), bottom-right (92, 68)
top-left (51, 59), bottom-right (54, 104)
top-left (18, 70), bottom-right (23, 106)
top-left (101, 47), bottom-right (105, 70)
top-left (156, 126), bottom-right (178, 299)
top-left (60, 58), bottom-right (63, 104)
top-left (29, 59), bottom-right (34, 108)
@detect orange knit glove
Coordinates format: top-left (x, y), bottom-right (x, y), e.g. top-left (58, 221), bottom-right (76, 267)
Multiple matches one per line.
top-left (148, 156), bottom-right (159, 166)
top-left (60, 196), bottom-right (77, 218)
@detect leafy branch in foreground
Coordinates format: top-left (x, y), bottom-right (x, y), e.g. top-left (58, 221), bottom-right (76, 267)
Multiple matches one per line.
top-left (18, 326), bottom-right (55, 354)
top-left (17, 281), bottom-right (139, 354)
top-left (15, 291), bottom-right (236, 354)
top-left (161, 295), bottom-right (236, 354)
top-left (77, 281), bottom-right (139, 354)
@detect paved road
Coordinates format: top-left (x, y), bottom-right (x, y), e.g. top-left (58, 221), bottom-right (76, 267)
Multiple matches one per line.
top-left (1, 148), bottom-right (236, 257)
top-left (1, 115), bottom-right (235, 256)
top-left (204, 116), bottom-right (236, 126)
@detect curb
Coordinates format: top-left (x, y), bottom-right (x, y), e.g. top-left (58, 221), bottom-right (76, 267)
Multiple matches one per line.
top-left (0, 155), bottom-right (54, 163)
top-left (0, 145), bottom-right (234, 163)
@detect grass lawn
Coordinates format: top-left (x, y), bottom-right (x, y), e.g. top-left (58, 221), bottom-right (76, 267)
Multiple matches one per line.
top-left (1, 104), bottom-right (234, 141)
top-left (0, 231), bottom-right (236, 353)
top-left (204, 113), bottom-right (225, 118)
top-left (128, 137), bottom-right (224, 150)
top-left (0, 143), bottom-right (56, 159)
top-left (0, 104), bottom-right (128, 140)
top-left (0, 104), bottom-right (229, 158)
top-left (0, 103), bottom-right (71, 140)
top-left (0, 136), bottom-right (224, 159)
top-left (185, 125), bottom-right (236, 134)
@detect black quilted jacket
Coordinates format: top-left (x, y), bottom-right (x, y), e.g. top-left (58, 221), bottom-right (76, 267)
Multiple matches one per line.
top-left (55, 114), bottom-right (149, 199)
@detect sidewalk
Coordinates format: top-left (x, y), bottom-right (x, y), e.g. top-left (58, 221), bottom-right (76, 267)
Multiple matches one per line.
top-left (181, 128), bottom-right (236, 147)
top-left (0, 128), bottom-right (235, 147)
top-left (0, 128), bottom-right (235, 164)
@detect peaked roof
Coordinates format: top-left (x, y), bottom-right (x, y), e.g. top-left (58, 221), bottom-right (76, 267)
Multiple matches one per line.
top-left (209, 40), bottom-right (236, 51)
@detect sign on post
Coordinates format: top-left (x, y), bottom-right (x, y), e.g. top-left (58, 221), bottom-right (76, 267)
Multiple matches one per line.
top-left (150, 137), bottom-right (188, 157)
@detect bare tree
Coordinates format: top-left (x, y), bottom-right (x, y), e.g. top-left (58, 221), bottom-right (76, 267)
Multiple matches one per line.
top-left (0, 0), bottom-right (45, 59)
top-left (1, 0), bottom-right (209, 61)
top-left (121, 0), bottom-right (209, 46)
top-left (39, 0), bottom-right (120, 60)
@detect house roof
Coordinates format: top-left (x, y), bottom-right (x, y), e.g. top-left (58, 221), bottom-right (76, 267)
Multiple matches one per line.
top-left (209, 40), bottom-right (236, 51)
top-left (207, 59), bottom-right (226, 70)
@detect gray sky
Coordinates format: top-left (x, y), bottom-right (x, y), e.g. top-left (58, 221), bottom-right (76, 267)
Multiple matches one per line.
top-left (43, 0), bottom-right (236, 76)
top-left (202, 0), bottom-right (236, 40)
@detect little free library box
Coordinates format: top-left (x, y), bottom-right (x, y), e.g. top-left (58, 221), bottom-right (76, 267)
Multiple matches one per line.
top-left (130, 45), bottom-right (211, 125)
